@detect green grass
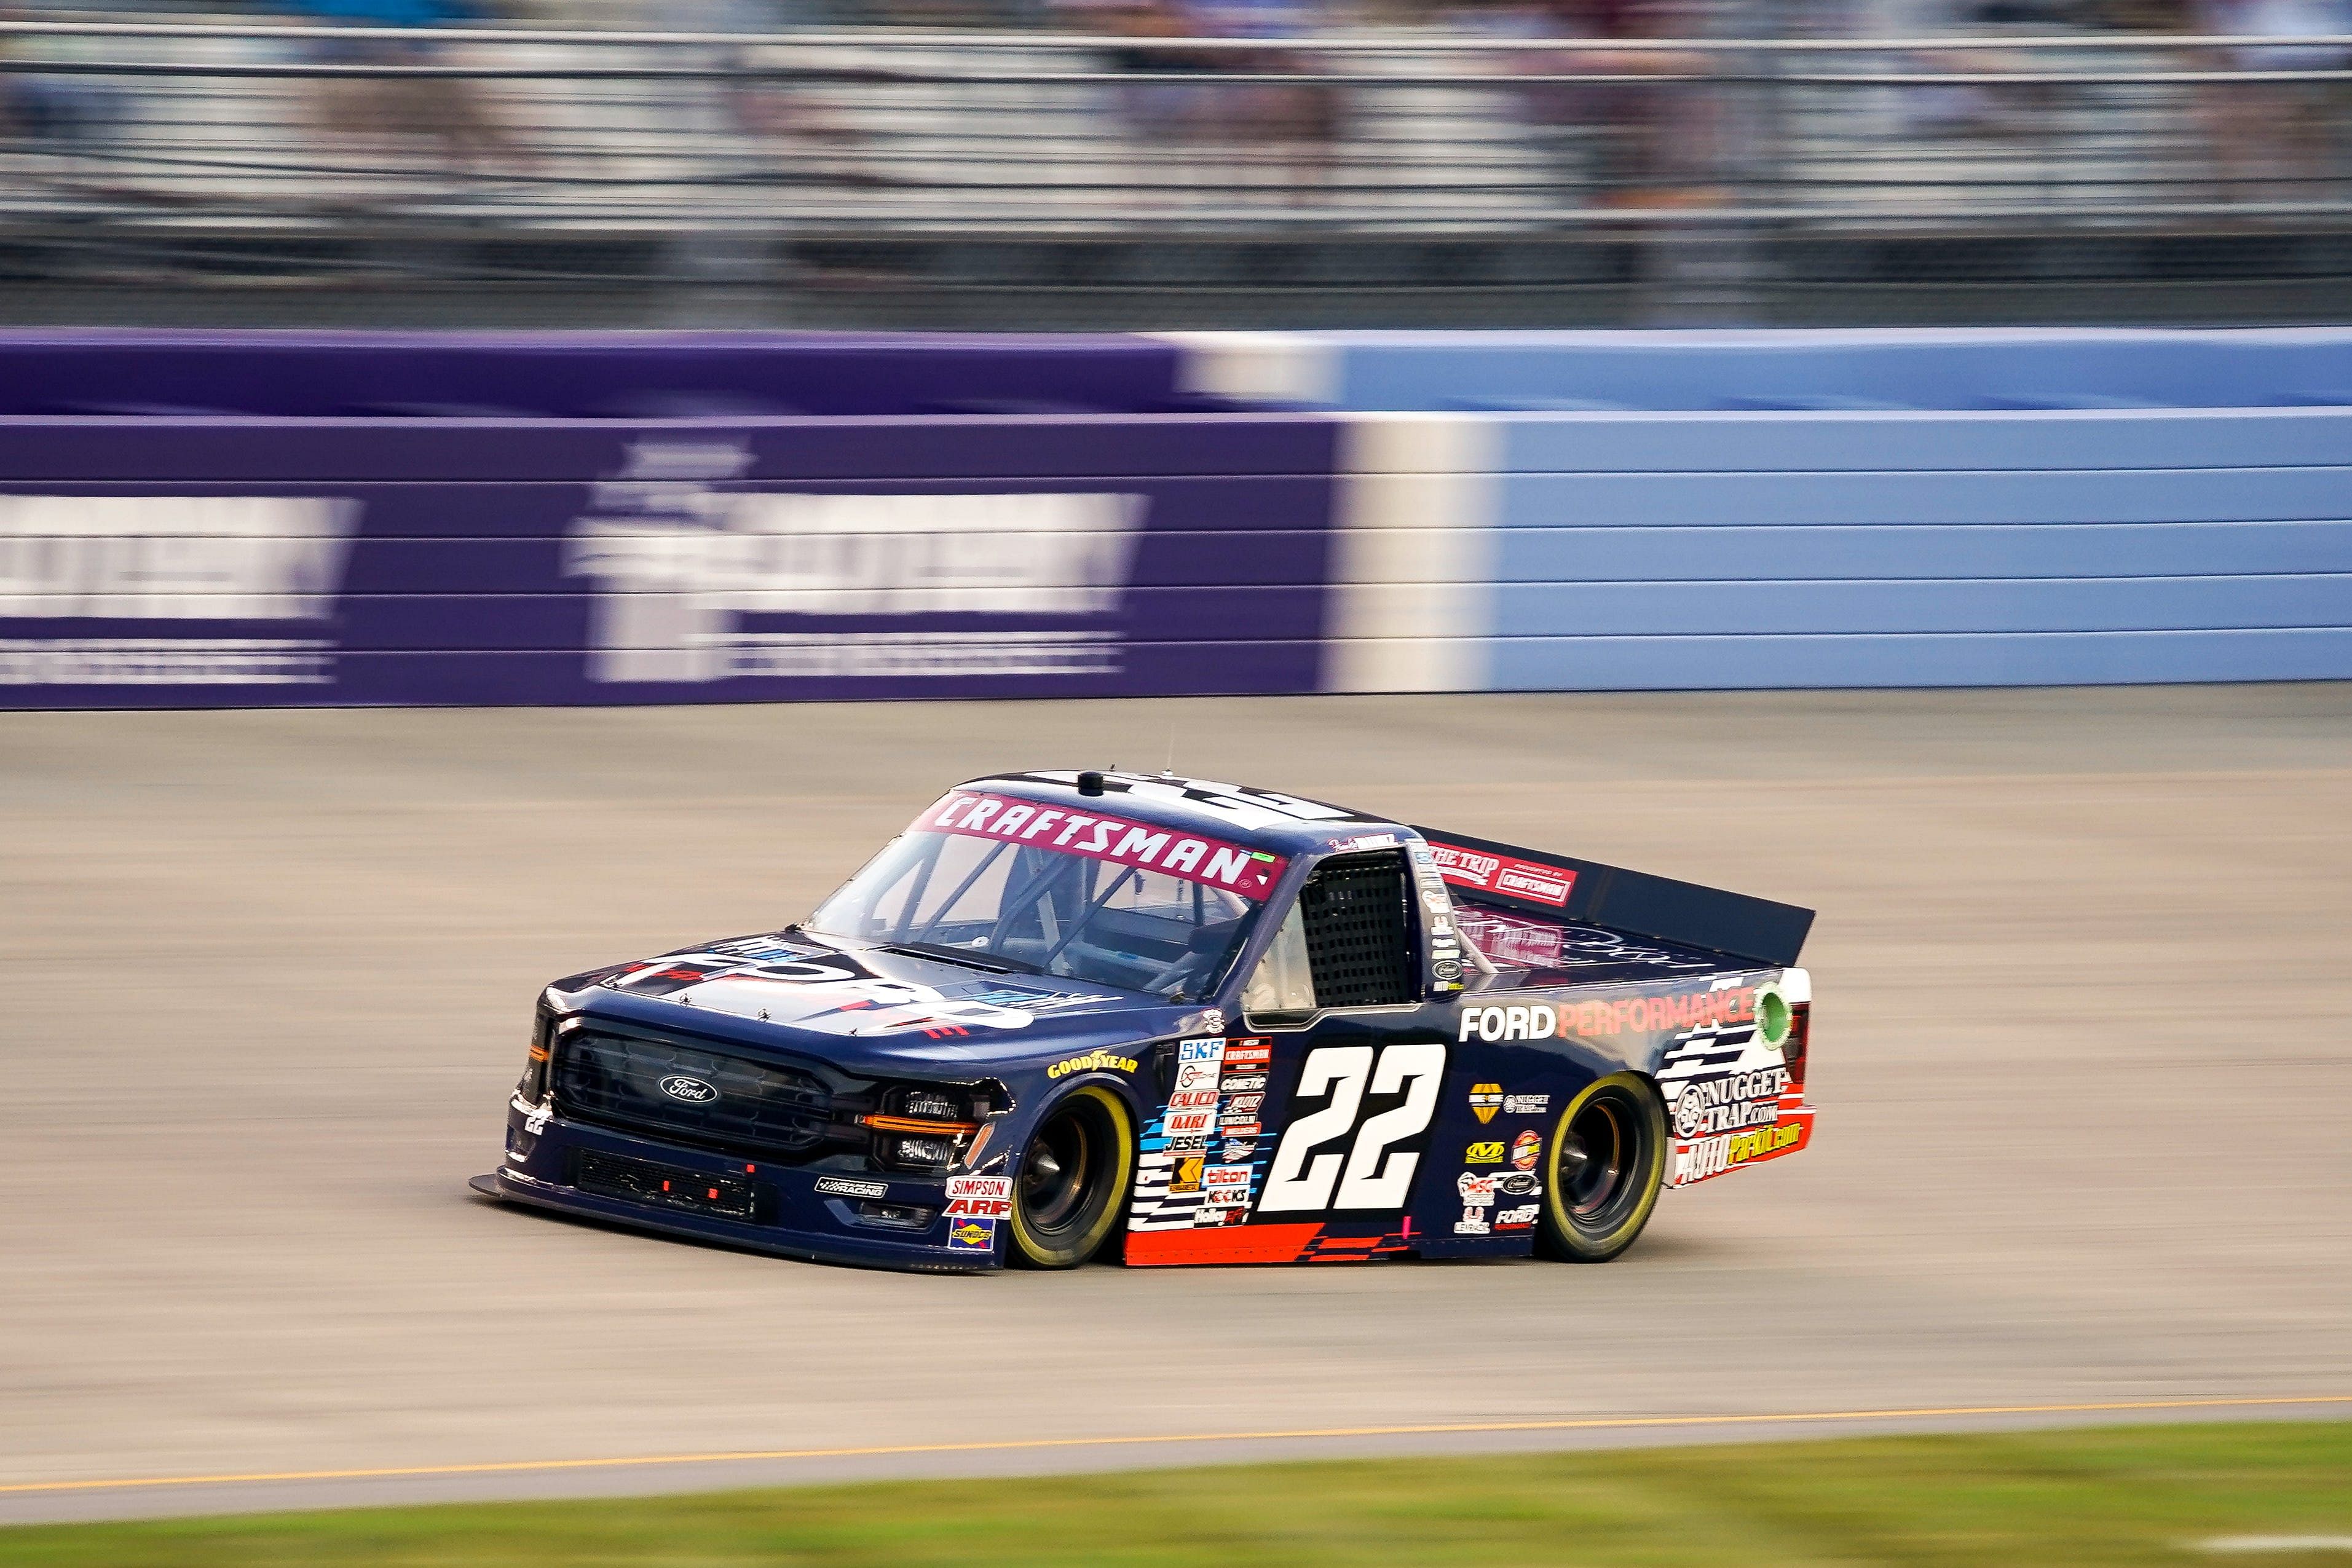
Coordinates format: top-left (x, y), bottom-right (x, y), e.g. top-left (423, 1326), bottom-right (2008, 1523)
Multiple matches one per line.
top-left (7, 1422), bottom-right (2351, 1567)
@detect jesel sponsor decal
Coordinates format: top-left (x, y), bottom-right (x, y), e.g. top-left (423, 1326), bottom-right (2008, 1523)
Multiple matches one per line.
top-left (1048, 1049), bottom-right (1138, 1079)
top-left (1468, 1083), bottom-right (1502, 1124)
top-left (928, 790), bottom-right (1286, 900)
top-left (1458, 987), bottom-right (1754, 1042)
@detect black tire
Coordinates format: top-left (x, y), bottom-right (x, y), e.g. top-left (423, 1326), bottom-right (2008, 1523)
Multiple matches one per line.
top-left (1536, 1073), bottom-right (1667, 1263)
top-left (1005, 1084), bottom-right (1135, 1269)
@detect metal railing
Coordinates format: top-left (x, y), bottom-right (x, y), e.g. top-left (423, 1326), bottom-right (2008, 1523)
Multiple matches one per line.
top-left (5, 17), bottom-right (2350, 235)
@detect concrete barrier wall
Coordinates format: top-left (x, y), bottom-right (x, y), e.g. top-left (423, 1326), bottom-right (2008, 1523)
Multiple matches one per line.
top-left (5, 329), bottom-right (2349, 709)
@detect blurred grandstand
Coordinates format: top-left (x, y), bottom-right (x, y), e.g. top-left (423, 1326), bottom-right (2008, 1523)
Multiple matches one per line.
top-left (2, 1), bottom-right (2349, 325)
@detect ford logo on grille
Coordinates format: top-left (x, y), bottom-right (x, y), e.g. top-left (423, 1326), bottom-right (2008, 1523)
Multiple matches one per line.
top-left (657, 1074), bottom-right (719, 1105)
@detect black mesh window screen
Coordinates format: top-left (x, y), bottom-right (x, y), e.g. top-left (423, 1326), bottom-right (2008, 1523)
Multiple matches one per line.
top-left (1299, 851), bottom-right (1418, 1009)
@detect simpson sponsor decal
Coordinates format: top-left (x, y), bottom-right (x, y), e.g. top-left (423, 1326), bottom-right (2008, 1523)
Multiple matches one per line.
top-left (1459, 988), bottom-right (1755, 1042)
top-left (927, 790), bottom-right (1286, 899)
top-left (944, 1175), bottom-right (1013, 1218)
top-left (1426, 843), bottom-right (1577, 907)
top-left (1048, 1049), bottom-right (1138, 1079)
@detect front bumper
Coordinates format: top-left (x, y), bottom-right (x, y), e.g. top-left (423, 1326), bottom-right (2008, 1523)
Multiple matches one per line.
top-left (475, 1098), bottom-right (1002, 1274)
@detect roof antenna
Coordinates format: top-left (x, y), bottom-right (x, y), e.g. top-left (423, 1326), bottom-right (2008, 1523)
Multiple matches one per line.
top-left (1163, 723), bottom-right (1177, 779)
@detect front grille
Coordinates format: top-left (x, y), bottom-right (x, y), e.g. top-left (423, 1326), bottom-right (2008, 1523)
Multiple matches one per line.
top-left (553, 1030), bottom-right (833, 1160)
top-left (575, 1149), bottom-right (757, 1220)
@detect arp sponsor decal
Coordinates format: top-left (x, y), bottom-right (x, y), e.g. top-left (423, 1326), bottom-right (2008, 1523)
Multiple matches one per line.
top-left (1047, 1049), bottom-right (1138, 1079)
top-left (814, 1176), bottom-right (888, 1199)
top-left (1464, 1140), bottom-right (1506, 1165)
top-left (1468, 1083), bottom-right (1502, 1124)
top-left (1511, 1130), bottom-right (1541, 1170)
top-left (945, 1175), bottom-right (1013, 1218)
top-left (1426, 843), bottom-right (1578, 907)
top-left (1459, 988), bottom-right (1754, 1043)
top-left (945, 1218), bottom-right (998, 1253)
top-left (1670, 1068), bottom-right (1790, 1138)
top-left (1503, 1093), bottom-right (1549, 1115)
top-left (927, 790), bottom-right (1286, 900)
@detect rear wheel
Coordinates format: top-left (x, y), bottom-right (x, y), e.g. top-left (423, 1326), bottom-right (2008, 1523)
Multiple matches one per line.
top-left (1537, 1073), bottom-right (1667, 1263)
top-left (1005, 1084), bottom-right (1134, 1269)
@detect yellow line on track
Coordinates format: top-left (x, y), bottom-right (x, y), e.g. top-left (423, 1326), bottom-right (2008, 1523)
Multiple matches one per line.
top-left (7, 1395), bottom-right (2349, 1498)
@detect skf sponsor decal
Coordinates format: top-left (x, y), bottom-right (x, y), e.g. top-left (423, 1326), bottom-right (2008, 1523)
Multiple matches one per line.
top-left (1427, 843), bottom-right (1577, 907)
top-left (1459, 988), bottom-right (1754, 1042)
top-left (1511, 1130), bottom-right (1541, 1170)
top-left (1048, 1049), bottom-right (1138, 1079)
top-left (944, 1174), bottom-right (1012, 1219)
top-left (945, 1218), bottom-right (998, 1253)
top-left (1464, 1141), bottom-right (1506, 1165)
top-left (929, 790), bottom-right (1287, 899)
top-left (1468, 1083), bottom-right (1502, 1124)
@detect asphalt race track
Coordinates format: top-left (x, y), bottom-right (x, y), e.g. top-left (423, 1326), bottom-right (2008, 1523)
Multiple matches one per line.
top-left (4, 687), bottom-right (2350, 1525)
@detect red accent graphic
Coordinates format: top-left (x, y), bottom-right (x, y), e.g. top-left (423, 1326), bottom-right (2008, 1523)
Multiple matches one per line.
top-left (925, 790), bottom-right (1287, 900)
top-left (1427, 842), bottom-right (1577, 907)
top-left (1123, 1224), bottom-right (1325, 1267)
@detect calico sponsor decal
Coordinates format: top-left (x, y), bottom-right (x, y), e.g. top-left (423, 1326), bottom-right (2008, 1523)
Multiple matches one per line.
top-left (1048, 1049), bottom-right (1138, 1079)
top-left (1426, 843), bottom-right (1578, 907)
top-left (1468, 1084), bottom-right (1502, 1124)
top-left (1170, 1088), bottom-right (1221, 1109)
top-left (945, 1172), bottom-right (1013, 1219)
top-left (928, 790), bottom-right (1287, 899)
top-left (1511, 1130), bottom-right (1541, 1170)
top-left (1459, 988), bottom-right (1754, 1043)
top-left (1464, 1140), bottom-right (1506, 1165)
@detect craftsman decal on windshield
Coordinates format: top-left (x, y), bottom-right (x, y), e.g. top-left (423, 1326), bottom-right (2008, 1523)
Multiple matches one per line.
top-left (925, 790), bottom-right (1287, 899)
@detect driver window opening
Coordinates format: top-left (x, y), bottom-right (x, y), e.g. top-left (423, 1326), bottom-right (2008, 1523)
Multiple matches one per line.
top-left (1245, 849), bottom-right (1419, 1020)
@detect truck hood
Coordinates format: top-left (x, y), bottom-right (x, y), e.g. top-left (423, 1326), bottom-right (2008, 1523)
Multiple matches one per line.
top-left (550, 927), bottom-right (1199, 1075)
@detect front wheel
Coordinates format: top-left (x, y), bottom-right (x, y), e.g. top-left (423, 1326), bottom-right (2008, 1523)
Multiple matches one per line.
top-left (1005, 1084), bottom-right (1135, 1269)
top-left (1537, 1073), bottom-right (1667, 1263)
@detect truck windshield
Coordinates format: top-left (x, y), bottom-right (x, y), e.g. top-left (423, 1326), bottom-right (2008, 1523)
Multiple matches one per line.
top-left (807, 792), bottom-right (1283, 1003)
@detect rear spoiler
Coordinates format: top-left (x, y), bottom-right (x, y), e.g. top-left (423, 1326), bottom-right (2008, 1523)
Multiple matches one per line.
top-left (1408, 825), bottom-right (1814, 969)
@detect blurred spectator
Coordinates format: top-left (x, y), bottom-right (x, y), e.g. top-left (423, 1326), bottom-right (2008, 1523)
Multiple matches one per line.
top-left (2195, 0), bottom-right (2350, 200)
top-left (277, 0), bottom-right (533, 181)
top-left (0, 4), bottom-right (117, 165)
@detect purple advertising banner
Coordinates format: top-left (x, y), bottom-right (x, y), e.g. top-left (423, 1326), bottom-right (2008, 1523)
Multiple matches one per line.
top-left (0, 416), bottom-right (1341, 709)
